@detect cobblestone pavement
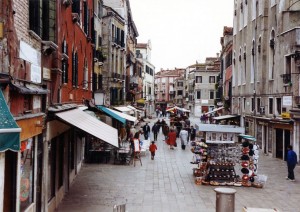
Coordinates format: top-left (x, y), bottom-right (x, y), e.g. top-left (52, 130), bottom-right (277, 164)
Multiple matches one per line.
top-left (57, 116), bottom-right (300, 212)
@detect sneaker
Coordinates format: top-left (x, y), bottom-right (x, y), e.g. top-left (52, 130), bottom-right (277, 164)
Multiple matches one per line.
top-left (290, 179), bottom-right (295, 182)
top-left (286, 177), bottom-right (290, 180)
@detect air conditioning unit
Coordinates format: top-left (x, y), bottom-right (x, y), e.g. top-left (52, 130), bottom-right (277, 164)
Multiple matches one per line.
top-left (260, 106), bottom-right (265, 115)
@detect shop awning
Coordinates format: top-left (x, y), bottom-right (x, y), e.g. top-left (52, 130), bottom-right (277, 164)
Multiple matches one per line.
top-left (213, 114), bottom-right (239, 120)
top-left (166, 106), bottom-right (190, 112)
top-left (98, 106), bottom-right (137, 123)
top-left (0, 90), bottom-right (21, 152)
top-left (97, 106), bottom-right (126, 124)
top-left (127, 105), bottom-right (143, 113)
top-left (114, 106), bottom-right (132, 112)
top-left (10, 83), bottom-right (49, 95)
top-left (238, 134), bottom-right (257, 142)
top-left (56, 108), bottom-right (118, 147)
top-left (205, 107), bottom-right (224, 115)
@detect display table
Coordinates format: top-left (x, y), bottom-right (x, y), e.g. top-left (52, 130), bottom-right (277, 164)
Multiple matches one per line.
top-left (88, 149), bottom-right (111, 163)
top-left (114, 148), bottom-right (131, 165)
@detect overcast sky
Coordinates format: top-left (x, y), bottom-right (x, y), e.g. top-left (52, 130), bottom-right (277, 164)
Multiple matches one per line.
top-left (129, 0), bottom-right (234, 71)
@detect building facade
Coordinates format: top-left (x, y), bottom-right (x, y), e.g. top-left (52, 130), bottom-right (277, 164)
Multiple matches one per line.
top-left (136, 41), bottom-right (155, 115)
top-left (188, 58), bottom-right (220, 117)
top-left (232, 0), bottom-right (300, 160)
top-left (154, 68), bottom-right (185, 110)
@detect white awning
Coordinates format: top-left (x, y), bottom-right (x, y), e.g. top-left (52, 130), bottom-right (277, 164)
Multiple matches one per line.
top-left (213, 114), bottom-right (239, 120)
top-left (114, 106), bottom-right (133, 113)
top-left (56, 109), bottom-right (118, 147)
top-left (127, 105), bottom-right (143, 113)
top-left (204, 107), bottom-right (224, 115)
top-left (106, 108), bottom-right (137, 123)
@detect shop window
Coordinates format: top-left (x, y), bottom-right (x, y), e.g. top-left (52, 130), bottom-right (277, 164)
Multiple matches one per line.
top-left (20, 138), bottom-right (34, 211)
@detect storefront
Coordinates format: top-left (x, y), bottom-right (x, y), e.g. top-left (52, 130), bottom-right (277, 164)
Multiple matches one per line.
top-left (0, 89), bottom-right (21, 212)
top-left (46, 106), bottom-right (118, 212)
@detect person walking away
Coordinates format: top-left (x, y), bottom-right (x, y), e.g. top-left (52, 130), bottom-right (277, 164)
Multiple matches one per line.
top-left (174, 121), bottom-right (182, 138)
top-left (149, 141), bottom-right (157, 160)
top-left (179, 128), bottom-right (189, 150)
top-left (286, 145), bottom-right (297, 181)
top-left (142, 123), bottom-right (150, 140)
top-left (190, 126), bottom-right (196, 142)
top-left (162, 124), bottom-right (170, 140)
top-left (167, 128), bottom-right (177, 149)
top-left (152, 123), bottom-right (159, 141)
top-left (156, 119), bottom-right (162, 133)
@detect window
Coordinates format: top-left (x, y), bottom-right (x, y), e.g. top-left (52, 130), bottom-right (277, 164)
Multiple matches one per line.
top-left (83, 1), bottom-right (89, 36)
top-left (251, 97), bottom-right (255, 112)
top-left (196, 91), bottom-right (201, 99)
top-left (243, 98), bottom-right (246, 111)
top-left (72, 0), bottom-right (80, 14)
top-left (83, 59), bottom-right (88, 89)
top-left (29, 0), bottom-right (56, 41)
top-left (177, 82), bottom-right (183, 87)
top-left (177, 90), bottom-right (183, 96)
top-left (257, 98), bottom-right (261, 112)
top-left (62, 60), bottom-right (68, 84)
top-left (72, 51), bottom-right (78, 87)
top-left (269, 98), bottom-right (273, 114)
top-left (196, 76), bottom-right (202, 83)
top-left (276, 98), bottom-right (282, 115)
top-left (209, 90), bottom-right (214, 99)
top-left (209, 76), bottom-right (215, 83)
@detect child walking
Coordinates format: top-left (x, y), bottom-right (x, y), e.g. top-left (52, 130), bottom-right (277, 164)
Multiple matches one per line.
top-left (149, 141), bottom-right (157, 160)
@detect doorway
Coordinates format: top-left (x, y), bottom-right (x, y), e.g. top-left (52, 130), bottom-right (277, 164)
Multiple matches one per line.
top-left (4, 151), bottom-right (17, 212)
top-left (276, 129), bottom-right (283, 159)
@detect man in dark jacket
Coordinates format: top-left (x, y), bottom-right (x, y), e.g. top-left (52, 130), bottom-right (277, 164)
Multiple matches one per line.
top-left (142, 123), bottom-right (150, 140)
top-left (286, 145), bottom-right (297, 181)
top-left (152, 123), bottom-right (159, 141)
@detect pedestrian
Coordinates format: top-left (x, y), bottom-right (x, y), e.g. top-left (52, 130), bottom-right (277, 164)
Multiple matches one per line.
top-left (286, 145), bottom-right (297, 181)
top-left (156, 119), bottom-right (162, 133)
top-left (179, 127), bottom-right (188, 150)
top-left (162, 124), bottom-right (169, 140)
top-left (190, 126), bottom-right (196, 142)
top-left (167, 128), bottom-right (177, 150)
top-left (156, 108), bottom-right (159, 117)
top-left (149, 141), bottom-right (158, 160)
top-left (142, 123), bottom-right (150, 140)
top-left (152, 123), bottom-right (159, 141)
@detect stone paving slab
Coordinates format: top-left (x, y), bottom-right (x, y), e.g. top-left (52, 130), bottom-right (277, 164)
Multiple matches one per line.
top-left (57, 116), bottom-right (300, 212)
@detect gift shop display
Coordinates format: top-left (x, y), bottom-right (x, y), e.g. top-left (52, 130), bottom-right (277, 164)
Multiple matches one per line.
top-left (191, 124), bottom-right (265, 188)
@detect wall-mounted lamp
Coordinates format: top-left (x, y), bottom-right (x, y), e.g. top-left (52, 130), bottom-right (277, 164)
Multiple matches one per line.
top-left (36, 120), bottom-right (43, 127)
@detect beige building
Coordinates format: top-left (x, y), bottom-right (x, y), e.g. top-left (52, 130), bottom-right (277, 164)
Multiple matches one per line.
top-left (188, 58), bottom-right (220, 117)
top-left (232, 0), bottom-right (300, 160)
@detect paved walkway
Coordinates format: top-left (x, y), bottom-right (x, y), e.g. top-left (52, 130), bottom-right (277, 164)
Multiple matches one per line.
top-left (57, 116), bottom-right (300, 212)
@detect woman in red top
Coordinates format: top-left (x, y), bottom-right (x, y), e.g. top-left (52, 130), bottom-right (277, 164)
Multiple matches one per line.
top-left (167, 128), bottom-right (177, 150)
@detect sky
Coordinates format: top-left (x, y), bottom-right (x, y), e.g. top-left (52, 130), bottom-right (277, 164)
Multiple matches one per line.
top-left (129, 0), bottom-right (234, 71)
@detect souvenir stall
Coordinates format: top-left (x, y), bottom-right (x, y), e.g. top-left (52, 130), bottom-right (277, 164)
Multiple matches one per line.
top-left (192, 124), bottom-right (265, 187)
top-left (192, 124), bottom-right (244, 186)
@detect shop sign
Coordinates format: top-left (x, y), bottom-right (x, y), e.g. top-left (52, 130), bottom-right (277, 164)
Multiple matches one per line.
top-left (281, 112), bottom-right (291, 119)
top-left (283, 96), bottom-right (292, 106)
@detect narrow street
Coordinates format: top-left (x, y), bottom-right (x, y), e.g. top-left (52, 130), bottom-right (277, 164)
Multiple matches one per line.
top-left (57, 116), bottom-right (300, 212)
